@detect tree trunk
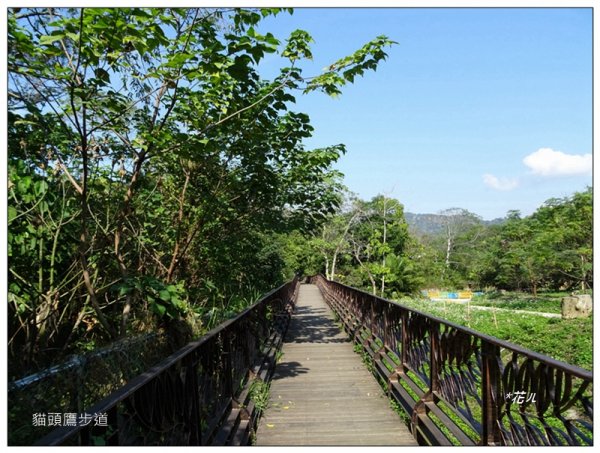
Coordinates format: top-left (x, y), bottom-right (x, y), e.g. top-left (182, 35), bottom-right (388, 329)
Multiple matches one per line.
top-left (331, 252), bottom-right (338, 281)
top-left (353, 245), bottom-right (377, 295)
top-left (581, 255), bottom-right (586, 291)
top-left (166, 170), bottom-right (191, 283)
top-left (445, 236), bottom-right (452, 268)
top-left (331, 211), bottom-right (360, 282)
top-left (381, 197), bottom-right (387, 297)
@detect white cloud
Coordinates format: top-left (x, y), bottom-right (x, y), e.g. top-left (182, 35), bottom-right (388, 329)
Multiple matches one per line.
top-left (523, 148), bottom-right (592, 177)
top-left (483, 174), bottom-right (519, 191)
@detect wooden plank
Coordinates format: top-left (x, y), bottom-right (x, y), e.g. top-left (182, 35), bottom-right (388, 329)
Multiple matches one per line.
top-left (255, 284), bottom-right (417, 446)
top-left (414, 412), bottom-right (454, 446)
top-left (258, 430), bottom-right (416, 445)
top-left (212, 408), bottom-right (240, 446)
top-left (424, 400), bottom-right (478, 446)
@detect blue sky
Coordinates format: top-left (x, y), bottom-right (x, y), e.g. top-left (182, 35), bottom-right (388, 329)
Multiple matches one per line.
top-left (257, 8), bottom-right (592, 220)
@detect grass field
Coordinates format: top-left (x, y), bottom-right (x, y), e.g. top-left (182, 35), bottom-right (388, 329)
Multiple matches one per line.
top-left (470, 291), bottom-right (567, 313)
top-left (395, 294), bottom-right (593, 371)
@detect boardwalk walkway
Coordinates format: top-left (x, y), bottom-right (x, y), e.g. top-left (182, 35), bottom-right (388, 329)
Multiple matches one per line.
top-left (255, 284), bottom-right (417, 446)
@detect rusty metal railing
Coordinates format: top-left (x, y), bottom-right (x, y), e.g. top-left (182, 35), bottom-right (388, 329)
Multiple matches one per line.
top-left (310, 275), bottom-right (592, 446)
top-left (34, 277), bottom-right (299, 446)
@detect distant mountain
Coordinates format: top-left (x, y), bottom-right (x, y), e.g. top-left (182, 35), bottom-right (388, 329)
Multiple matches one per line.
top-left (404, 212), bottom-right (505, 237)
top-left (404, 212), bottom-right (446, 235)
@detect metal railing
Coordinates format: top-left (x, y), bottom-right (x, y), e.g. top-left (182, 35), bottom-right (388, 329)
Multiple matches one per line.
top-left (311, 275), bottom-right (593, 446)
top-left (9, 332), bottom-right (172, 445)
top-left (34, 277), bottom-right (299, 446)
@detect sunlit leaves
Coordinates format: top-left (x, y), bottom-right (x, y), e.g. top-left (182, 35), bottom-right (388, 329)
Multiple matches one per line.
top-left (8, 6), bottom-right (395, 364)
top-left (306, 35), bottom-right (397, 96)
top-left (283, 29), bottom-right (314, 62)
top-left (38, 33), bottom-right (65, 46)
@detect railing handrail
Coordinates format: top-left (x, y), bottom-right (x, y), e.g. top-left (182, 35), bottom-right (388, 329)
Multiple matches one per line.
top-left (9, 332), bottom-right (160, 392)
top-left (312, 274), bottom-right (592, 446)
top-left (319, 275), bottom-right (592, 380)
top-left (35, 278), bottom-right (298, 446)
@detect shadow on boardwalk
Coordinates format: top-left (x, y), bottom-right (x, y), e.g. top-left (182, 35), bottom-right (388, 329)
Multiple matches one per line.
top-left (284, 305), bottom-right (350, 344)
top-left (256, 284), bottom-right (417, 446)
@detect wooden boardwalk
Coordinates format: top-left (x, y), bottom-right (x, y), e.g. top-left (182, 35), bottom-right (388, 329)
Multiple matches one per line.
top-left (255, 284), bottom-right (417, 446)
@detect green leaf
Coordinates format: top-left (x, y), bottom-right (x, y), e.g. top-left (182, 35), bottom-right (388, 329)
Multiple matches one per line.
top-left (94, 67), bottom-right (111, 84)
top-left (151, 301), bottom-right (166, 316)
top-left (39, 34), bottom-right (65, 46)
top-left (34, 180), bottom-right (48, 196)
top-left (283, 29), bottom-right (313, 61)
top-left (8, 206), bottom-right (17, 222)
top-left (118, 285), bottom-right (132, 297)
top-left (165, 52), bottom-right (195, 68)
top-left (65, 32), bottom-right (79, 42)
top-left (265, 33), bottom-right (280, 46)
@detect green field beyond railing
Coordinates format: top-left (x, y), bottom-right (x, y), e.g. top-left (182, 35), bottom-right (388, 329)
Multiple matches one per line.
top-left (311, 275), bottom-right (592, 446)
top-left (28, 275), bottom-right (591, 446)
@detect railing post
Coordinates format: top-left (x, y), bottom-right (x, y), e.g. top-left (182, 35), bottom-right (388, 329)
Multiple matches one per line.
top-left (382, 304), bottom-right (389, 351)
top-left (429, 321), bottom-right (440, 395)
top-left (223, 330), bottom-right (234, 401)
top-left (183, 357), bottom-right (202, 445)
top-left (408, 319), bottom-right (442, 445)
top-left (370, 298), bottom-right (375, 339)
top-left (481, 341), bottom-right (502, 446)
top-left (107, 406), bottom-right (119, 445)
top-left (401, 310), bottom-right (408, 368)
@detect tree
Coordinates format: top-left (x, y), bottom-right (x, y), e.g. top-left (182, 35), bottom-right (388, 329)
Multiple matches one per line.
top-left (8, 7), bottom-right (396, 370)
top-left (529, 188), bottom-right (593, 291)
top-left (467, 189), bottom-right (593, 294)
top-left (333, 195), bottom-right (414, 297)
top-left (437, 208), bottom-right (482, 284)
top-left (312, 194), bottom-right (362, 280)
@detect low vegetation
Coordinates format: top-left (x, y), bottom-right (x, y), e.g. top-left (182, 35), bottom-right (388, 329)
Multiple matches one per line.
top-left (396, 295), bottom-right (592, 371)
top-left (8, 6), bottom-right (592, 447)
top-left (470, 291), bottom-right (566, 313)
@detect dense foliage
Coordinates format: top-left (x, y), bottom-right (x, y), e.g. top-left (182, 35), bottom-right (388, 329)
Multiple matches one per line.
top-left (8, 7), bottom-right (395, 374)
top-left (308, 187), bottom-right (592, 298)
top-left (471, 189), bottom-right (593, 294)
top-left (415, 188), bottom-right (593, 294)
top-left (289, 194), bottom-right (422, 298)
top-left (7, 6), bottom-right (592, 380)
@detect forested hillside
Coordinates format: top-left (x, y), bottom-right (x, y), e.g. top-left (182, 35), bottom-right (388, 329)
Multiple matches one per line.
top-left (405, 211), bottom-right (505, 236)
top-left (292, 188), bottom-right (592, 298)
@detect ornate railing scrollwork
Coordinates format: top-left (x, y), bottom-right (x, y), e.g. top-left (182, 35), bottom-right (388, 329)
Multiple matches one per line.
top-left (35, 277), bottom-right (299, 446)
top-left (310, 275), bottom-right (592, 446)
